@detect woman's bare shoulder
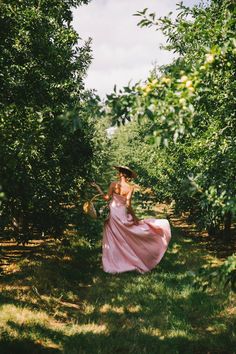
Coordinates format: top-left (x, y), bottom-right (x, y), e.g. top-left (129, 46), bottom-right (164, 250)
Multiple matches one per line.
top-left (110, 180), bottom-right (119, 185)
top-left (109, 181), bottom-right (120, 189)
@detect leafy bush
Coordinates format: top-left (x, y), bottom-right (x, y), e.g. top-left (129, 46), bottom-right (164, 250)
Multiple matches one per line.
top-left (195, 254), bottom-right (236, 293)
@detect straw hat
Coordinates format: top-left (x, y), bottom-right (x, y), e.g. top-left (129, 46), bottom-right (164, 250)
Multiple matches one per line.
top-left (113, 165), bottom-right (137, 179)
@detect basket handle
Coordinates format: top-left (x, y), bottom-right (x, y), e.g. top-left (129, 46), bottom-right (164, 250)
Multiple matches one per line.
top-left (90, 193), bottom-right (101, 202)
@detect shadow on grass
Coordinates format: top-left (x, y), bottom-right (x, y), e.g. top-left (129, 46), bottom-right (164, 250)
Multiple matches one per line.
top-left (0, 339), bottom-right (60, 354)
top-left (3, 319), bottom-right (235, 354)
top-left (62, 331), bottom-right (234, 354)
top-left (0, 222), bottom-right (235, 354)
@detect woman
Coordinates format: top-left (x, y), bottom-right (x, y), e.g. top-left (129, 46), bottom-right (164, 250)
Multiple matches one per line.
top-left (92, 165), bottom-right (171, 274)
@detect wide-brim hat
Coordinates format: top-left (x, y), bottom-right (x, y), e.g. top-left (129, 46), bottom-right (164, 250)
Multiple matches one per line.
top-left (113, 165), bottom-right (137, 179)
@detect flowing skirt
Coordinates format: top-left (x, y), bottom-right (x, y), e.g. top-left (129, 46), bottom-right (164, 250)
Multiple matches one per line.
top-left (102, 194), bottom-right (171, 274)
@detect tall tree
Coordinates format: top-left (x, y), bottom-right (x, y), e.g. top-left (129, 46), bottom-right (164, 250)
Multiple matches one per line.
top-left (105, 0), bottom-right (236, 235)
top-left (0, 0), bottom-right (94, 241)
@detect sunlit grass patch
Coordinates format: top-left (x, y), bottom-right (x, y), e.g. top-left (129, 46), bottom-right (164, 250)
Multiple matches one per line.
top-left (0, 304), bottom-right (49, 325)
top-left (0, 218), bottom-right (235, 353)
top-left (99, 304), bottom-right (124, 314)
top-left (140, 326), bottom-right (162, 337)
top-left (0, 304), bottom-right (63, 350)
top-left (66, 323), bottom-right (108, 335)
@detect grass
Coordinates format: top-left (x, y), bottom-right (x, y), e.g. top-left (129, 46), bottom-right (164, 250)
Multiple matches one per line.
top-left (0, 206), bottom-right (235, 354)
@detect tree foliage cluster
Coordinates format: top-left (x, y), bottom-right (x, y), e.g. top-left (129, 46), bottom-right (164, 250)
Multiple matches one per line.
top-left (0, 0), bottom-right (111, 242)
top-left (0, 0), bottom-right (235, 246)
top-left (105, 0), bottom-right (236, 235)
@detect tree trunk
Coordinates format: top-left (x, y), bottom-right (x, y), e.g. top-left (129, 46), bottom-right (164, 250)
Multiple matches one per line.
top-left (224, 211), bottom-right (232, 238)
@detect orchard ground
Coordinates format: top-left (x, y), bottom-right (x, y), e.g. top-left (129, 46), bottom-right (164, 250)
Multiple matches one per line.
top-left (0, 204), bottom-right (235, 354)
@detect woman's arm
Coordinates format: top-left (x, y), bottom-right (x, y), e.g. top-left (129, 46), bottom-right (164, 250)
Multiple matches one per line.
top-left (126, 187), bottom-right (139, 225)
top-left (91, 182), bottom-right (113, 201)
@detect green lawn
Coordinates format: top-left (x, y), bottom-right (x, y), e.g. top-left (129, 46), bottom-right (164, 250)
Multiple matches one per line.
top-left (0, 210), bottom-right (235, 354)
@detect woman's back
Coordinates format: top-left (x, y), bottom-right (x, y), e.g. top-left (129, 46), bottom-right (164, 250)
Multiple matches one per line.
top-left (112, 180), bottom-right (133, 198)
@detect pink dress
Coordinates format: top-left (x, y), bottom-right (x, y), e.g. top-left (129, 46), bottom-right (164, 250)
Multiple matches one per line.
top-left (102, 193), bottom-right (171, 274)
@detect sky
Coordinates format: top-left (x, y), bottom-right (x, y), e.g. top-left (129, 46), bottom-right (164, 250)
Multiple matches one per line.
top-left (72, 0), bottom-right (201, 98)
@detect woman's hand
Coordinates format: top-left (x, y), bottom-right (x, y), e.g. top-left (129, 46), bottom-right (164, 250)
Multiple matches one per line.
top-left (127, 207), bottom-right (139, 225)
top-left (133, 216), bottom-right (140, 225)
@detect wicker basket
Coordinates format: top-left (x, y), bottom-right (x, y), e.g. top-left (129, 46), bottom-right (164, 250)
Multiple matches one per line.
top-left (83, 194), bottom-right (101, 219)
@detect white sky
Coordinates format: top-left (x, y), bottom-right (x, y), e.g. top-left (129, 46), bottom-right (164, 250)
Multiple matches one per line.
top-left (72, 0), bottom-right (201, 98)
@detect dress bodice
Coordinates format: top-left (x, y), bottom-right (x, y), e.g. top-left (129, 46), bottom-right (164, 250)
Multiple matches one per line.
top-left (111, 193), bottom-right (127, 206)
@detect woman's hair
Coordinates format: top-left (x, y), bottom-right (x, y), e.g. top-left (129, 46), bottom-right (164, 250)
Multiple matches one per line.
top-left (119, 167), bottom-right (133, 179)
